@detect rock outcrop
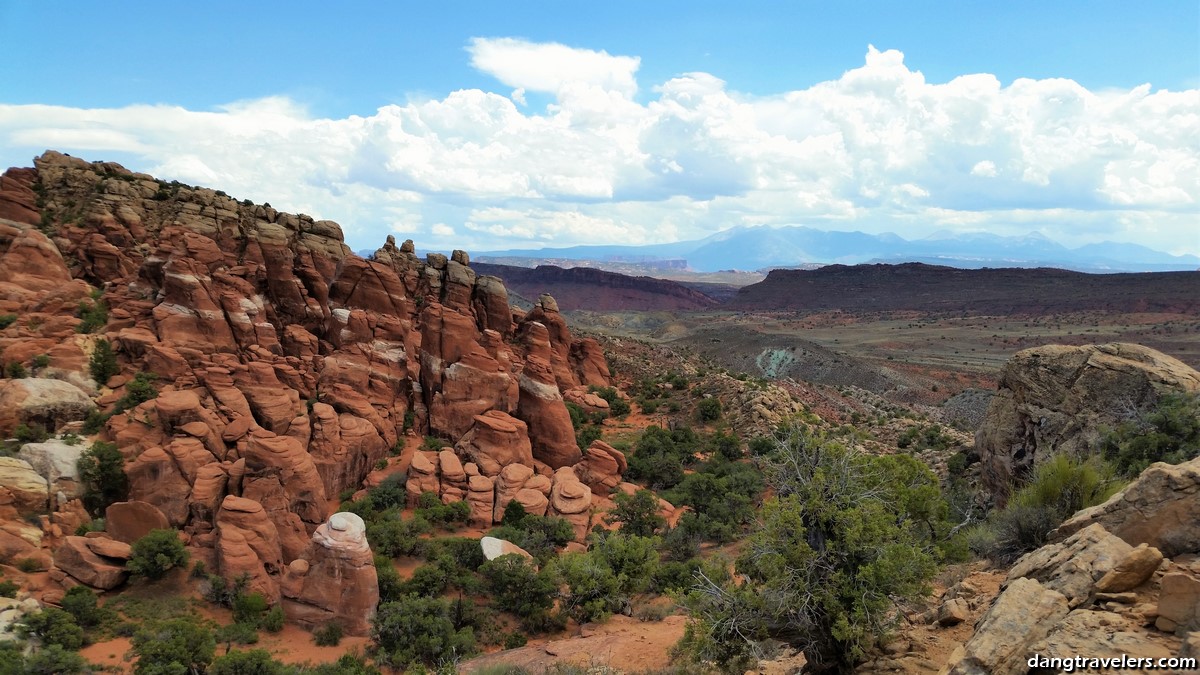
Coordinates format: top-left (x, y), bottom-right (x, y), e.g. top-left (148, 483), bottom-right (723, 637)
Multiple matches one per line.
top-left (282, 512), bottom-right (378, 636)
top-left (975, 343), bottom-right (1200, 498)
top-left (1054, 456), bottom-right (1200, 557)
top-left (0, 152), bottom-right (622, 608)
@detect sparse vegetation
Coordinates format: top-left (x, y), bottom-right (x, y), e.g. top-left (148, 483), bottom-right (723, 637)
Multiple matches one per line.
top-left (78, 440), bottom-right (129, 515)
top-left (1099, 391), bottom-right (1200, 477)
top-left (89, 338), bottom-right (119, 384)
top-left (127, 529), bottom-right (189, 580)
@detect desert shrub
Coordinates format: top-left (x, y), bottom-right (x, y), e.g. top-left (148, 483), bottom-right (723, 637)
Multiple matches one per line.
top-left (479, 554), bottom-right (558, 620)
top-left (126, 529), bottom-right (189, 580)
top-left (61, 586), bottom-right (113, 629)
top-left (697, 398), bottom-right (722, 422)
top-left (606, 489), bottom-right (666, 537)
top-left (4, 362), bottom-right (26, 379)
top-left (374, 555), bottom-right (405, 603)
top-left (553, 552), bottom-right (622, 623)
top-left (307, 653), bottom-right (382, 675)
top-left (678, 427), bottom-right (945, 673)
top-left (651, 558), bottom-right (702, 594)
top-left (972, 454), bottom-right (1121, 563)
top-left (371, 595), bottom-right (476, 669)
top-left (232, 592), bottom-right (268, 626)
top-left (1099, 392), bottom-right (1200, 477)
top-left (625, 426), bottom-right (701, 490)
top-left (14, 423), bottom-right (47, 444)
top-left (9, 642), bottom-right (91, 674)
top-left (15, 558), bottom-right (40, 574)
top-left (0, 315), bottom-right (16, 330)
top-left (261, 605), bottom-right (285, 633)
top-left (710, 431), bottom-right (742, 461)
top-left (75, 300), bottom-right (108, 334)
top-left (400, 563), bottom-right (449, 598)
top-left (81, 409), bottom-right (108, 435)
top-left (421, 436), bottom-right (448, 451)
top-left (215, 621), bottom-right (259, 646)
top-left (112, 372), bottom-right (158, 414)
top-left (0, 580), bottom-right (17, 598)
top-left (367, 512), bottom-right (431, 558)
top-left (88, 339), bottom-right (119, 385)
top-left (131, 617), bottom-right (215, 674)
top-left (576, 424), bottom-right (602, 450)
top-left (415, 497), bottom-right (470, 528)
top-left (592, 387), bottom-right (631, 418)
top-left (663, 457), bottom-right (763, 543)
top-left (313, 621), bottom-right (344, 646)
top-left (488, 514), bottom-right (575, 565)
top-left (31, 354), bottom-right (50, 370)
top-left (18, 608), bottom-right (85, 650)
top-left (897, 423), bottom-right (955, 452)
top-left (209, 648), bottom-right (290, 675)
top-left (77, 441), bottom-right (128, 515)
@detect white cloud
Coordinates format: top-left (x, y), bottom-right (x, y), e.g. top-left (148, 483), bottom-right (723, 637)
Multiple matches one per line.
top-left (467, 37), bottom-right (640, 97)
top-left (0, 43), bottom-right (1196, 256)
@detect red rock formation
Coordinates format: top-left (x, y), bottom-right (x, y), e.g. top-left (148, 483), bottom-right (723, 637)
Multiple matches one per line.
top-left (454, 411), bottom-right (534, 477)
top-left (282, 512), bottom-right (378, 636)
top-left (104, 501), bottom-right (170, 544)
top-left (215, 496), bottom-right (283, 603)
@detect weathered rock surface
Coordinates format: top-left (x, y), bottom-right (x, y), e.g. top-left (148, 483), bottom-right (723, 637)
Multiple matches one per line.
top-left (976, 343), bottom-right (1200, 498)
top-left (216, 496), bottom-right (283, 603)
top-left (1006, 523), bottom-right (1131, 608)
top-left (105, 500), bottom-right (171, 545)
top-left (282, 512), bottom-right (378, 636)
top-left (53, 535), bottom-right (130, 590)
top-left (1055, 456), bottom-right (1200, 557)
top-left (0, 378), bottom-right (95, 436)
top-left (480, 536), bottom-right (534, 564)
top-left (0, 458), bottom-right (48, 516)
top-left (18, 439), bottom-right (84, 506)
top-left (455, 411), bottom-right (534, 477)
top-left (941, 577), bottom-right (1070, 675)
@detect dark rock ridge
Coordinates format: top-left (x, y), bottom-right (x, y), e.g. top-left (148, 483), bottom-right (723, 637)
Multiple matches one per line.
top-left (728, 263), bottom-right (1200, 315)
top-left (471, 262), bottom-right (719, 312)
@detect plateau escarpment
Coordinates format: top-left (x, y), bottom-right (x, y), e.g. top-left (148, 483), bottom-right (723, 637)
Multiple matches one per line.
top-left (471, 262), bottom-right (720, 312)
top-left (0, 151), bottom-right (626, 633)
top-left (729, 263), bottom-right (1200, 315)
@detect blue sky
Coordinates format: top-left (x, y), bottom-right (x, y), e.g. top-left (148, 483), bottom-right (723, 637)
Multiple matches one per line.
top-left (1, 1), bottom-right (1197, 255)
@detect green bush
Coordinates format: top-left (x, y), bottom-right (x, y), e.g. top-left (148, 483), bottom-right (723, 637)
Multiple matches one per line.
top-left (488, 514), bottom-right (575, 565)
top-left (4, 642), bottom-right (91, 674)
top-left (972, 454), bottom-right (1122, 563)
top-left (5, 362), bottom-right (27, 379)
top-left (75, 300), bottom-right (108, 334)
top-left (232, 592), bottom-right (268, 626)
top-left (261, 605), bottom-right (285, 633)
top-left (479, 554), bottom-right (558, 620)
top-left (215, 621), bottom-right (259, 646)
top-left (127, 529), bottom-right (189, 580)
top-left (131, 617), bottom-right (215, 675)
top-left (625, 426), bottom-right (701, 490)
top-left (209, 649), bottom-right (289, 675)
top-left (14, 423), bottom-right (48, 444)
top-left (89, 338), bottom-right (119, 384)
top-left (0, 580), bottom-right (17, 598)
top-left (606, 489), bottom-right (666, 537)
top-left (697, 398), bottom-right (722, 422)
top-left (371, 596), bottom-right (476, 668)
top-left (61, 586), bottom-right (112, 629)
top-left (112, 372), bottom-right (158, 414)
top-left (553, 553), bottom-right (623, 623)
top-left (1100, 392), bottom-right (1200, 477)
top-left (18, 608), bottom-right (85, 650)
top-left (678, 427), bottom-right (945, 673)
top-left (592, 387), bottom-right (631, 418)
top-left (31, 354), bottom-right (50, 370)
top-left (313, 621), bottom-right (344, 646)
top-left (367, 513), bottom-right (431, 558)
top-left (0, 315), bottom-right (16, 330)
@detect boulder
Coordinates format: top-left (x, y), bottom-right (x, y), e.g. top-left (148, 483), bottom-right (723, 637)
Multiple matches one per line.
top-left (0, 458), bottom-right (48, 516)
top-left (480, 536), bottom-right (534, 564)
top-left (493, 463), bottom-right (535, 522)
top-left (1006, 523), bottom-right (1131, 608)
top-left (941, 577), bottom-right (1070, 675)
top-left (104, 501), bottom-right (170, 545)
top-left (1032, 609), bottom-right (1174, 665)
top-left (975, 343), bottom-right (1200, 499)
top-left (938, 598), bottom-right (970, 626)
top-left (548, 467), bottom-right (592, 542)
top-left (405, 451), bottom-right (440, 507)
top-left (1157, 573), bottom-right (1200, 632)
top-left (454, 411), bottom-right (534, 477)
top-left (52, 536), bottom-right (129, 590)
top-left (282, 512), bottom-right (378, 636)
top-left (1055, 456), bottom-right (1200, 557)
top-left (0, 378), bottom-right (95, 436)
top-left (1095, 543), bottom-right (1164, 593)
top-left (573, 440), bottom-right (626, 494)
top-left (18, 440), bottom-right (84, 504)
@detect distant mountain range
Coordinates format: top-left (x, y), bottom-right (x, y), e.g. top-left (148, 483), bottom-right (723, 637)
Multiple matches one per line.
top-left (474, 226), bottom-right (1200, 273)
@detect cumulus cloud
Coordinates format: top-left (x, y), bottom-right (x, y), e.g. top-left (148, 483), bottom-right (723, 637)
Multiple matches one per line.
top-left (467, 37), bottom-right (640, 97)
top-left (0, 43), bottom-right (1196, 255)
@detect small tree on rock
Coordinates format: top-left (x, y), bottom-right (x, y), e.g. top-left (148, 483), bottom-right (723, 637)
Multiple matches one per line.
top-left (127, 529), bottom-right (189, 580)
